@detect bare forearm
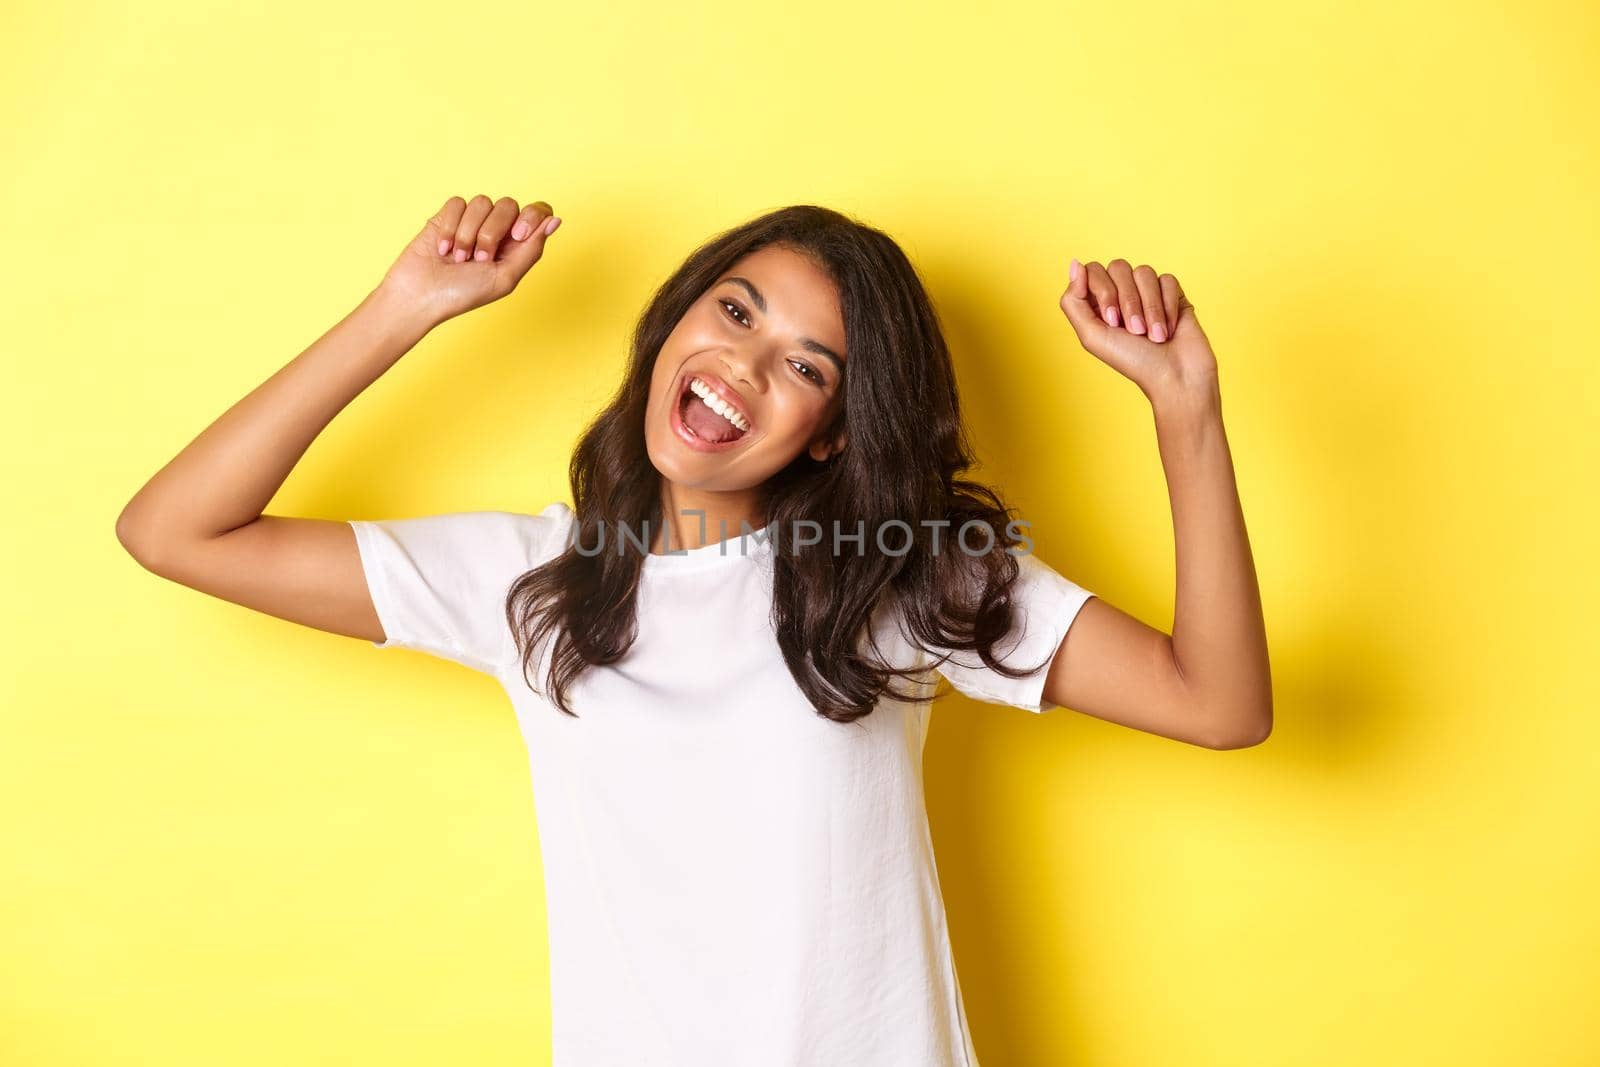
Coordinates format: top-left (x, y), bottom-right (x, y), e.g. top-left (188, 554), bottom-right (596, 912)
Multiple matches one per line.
top-left (117, 285), bottom-right (435, 553)
top-left (1152, 385), bottom-right (1273, 745)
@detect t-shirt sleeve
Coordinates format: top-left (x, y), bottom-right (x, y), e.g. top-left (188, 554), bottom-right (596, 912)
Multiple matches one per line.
top-left (346, 503), bottom-right (571, 675)
top-left (925, 551), bottom-right (1096, 713)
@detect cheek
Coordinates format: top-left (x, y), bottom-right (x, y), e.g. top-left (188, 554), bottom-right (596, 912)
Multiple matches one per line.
top-left (759, 387), bottom-right (832, 443)
top-left (669, 306), bottom-right (718, 346)
top-left (648, 358), bottom-right (674, 398)
top-left (643, 370), bottom-right (669, 423)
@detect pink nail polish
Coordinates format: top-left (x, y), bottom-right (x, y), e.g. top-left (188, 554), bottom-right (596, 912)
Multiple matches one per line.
top-left (512, 222), bottom-right (529, 241)
top-left (437, 238), bottom-right (450, 255)
top-left (1151, 321), bottom-right (1167, 343)
top-left (453, 248), bottom-right (468, 263)
top-left (1105, 306), bottom-right (1119, 327)
top-left (1129, 314), bottom-right (1146, 335)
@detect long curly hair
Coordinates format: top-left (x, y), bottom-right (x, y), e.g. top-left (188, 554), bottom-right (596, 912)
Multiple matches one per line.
top-left (504, 204), bottom-right (1049, 725)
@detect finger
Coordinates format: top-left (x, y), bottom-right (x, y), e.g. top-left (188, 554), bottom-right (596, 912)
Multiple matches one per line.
top-left (451, 195), bottom-right (494, 263)
top-left (1059, 258), bottom-right (1112, 347)
top-left (1059, 257), bottom-right (1165, 384)
top-left (474, 197), bottom-right (522, 262)
top-left (431, 196), bottom-right (468, 257)
top-left (1159, 274), bottom-right (1182, 336)
top-left (1106, 259), bottom-right (1143, 334)
top-left (1133, 264), bottom-right (1166, 343)
top-left (1086, 261), bottom-right (1120, 327)
top-left (496, 207), bottom-right (562, 284)
top-left (511, 200), bottom-right (554, 242)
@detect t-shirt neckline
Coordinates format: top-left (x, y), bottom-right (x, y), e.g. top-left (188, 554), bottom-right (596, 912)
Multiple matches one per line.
top-left (641, 522), bottom-right (775, 570)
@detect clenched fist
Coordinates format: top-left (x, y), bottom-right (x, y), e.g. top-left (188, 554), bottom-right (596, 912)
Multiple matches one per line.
top-left (1059, 257), bottom-right (1218, 411)
top-left (378, 194), bottom-right (562, 327)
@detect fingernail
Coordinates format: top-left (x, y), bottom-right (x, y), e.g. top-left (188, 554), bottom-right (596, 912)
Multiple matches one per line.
top-left (1129, 313), bottom-right (1146, 335)
top-left (511, 221), bottom-right (529, 240)
top-left (1069, 258), bottom-right (1080, 283)
top-left (453, 248), bottom-right (468, 263)
top-left (545, 216), bottom-right (561, 235)
top-left (437, 238), bottom-right (450, 255)
top-left (1104, 306), bottom-right (1119, 327)
top-left (474, 248), bottom-right (489, 261)
top-left (1150, 321), bottom-right (1167, 343)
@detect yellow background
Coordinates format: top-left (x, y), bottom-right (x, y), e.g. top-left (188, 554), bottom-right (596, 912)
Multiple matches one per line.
top-left (4, 0), bottom-right (1596, 1063)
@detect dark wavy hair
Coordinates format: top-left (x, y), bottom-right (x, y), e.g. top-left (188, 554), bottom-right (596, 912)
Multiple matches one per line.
top-left (504, 204), bottom-right (1051, 725)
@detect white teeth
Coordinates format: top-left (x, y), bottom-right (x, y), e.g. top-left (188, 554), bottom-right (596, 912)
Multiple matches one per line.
top-left (688, 377), bottom-right (750, 432)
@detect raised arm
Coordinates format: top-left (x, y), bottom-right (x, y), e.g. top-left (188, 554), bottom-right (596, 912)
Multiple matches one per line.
top-left (114, 194), bottom-right (562, 644)
top-left (1041, 256), bottom-right (1273, 750)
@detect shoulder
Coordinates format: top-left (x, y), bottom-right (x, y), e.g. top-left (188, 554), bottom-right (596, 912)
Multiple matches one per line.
top-left (351, 501), bottom-right (575, 572)
top-left (519, 500), bottom-right (575, 561)
top-left (477, 501), bottom-right (575, 569)
top-left (889, 546), bottom-right (1091, 652)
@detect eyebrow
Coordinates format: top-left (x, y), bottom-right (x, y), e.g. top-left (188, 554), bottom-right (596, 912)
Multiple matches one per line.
top-left (721, 276), bottom-right (846, 377)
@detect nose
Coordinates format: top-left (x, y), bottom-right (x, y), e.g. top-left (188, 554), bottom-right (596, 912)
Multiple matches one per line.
top-left (721, 345), bottom-right (765, 393)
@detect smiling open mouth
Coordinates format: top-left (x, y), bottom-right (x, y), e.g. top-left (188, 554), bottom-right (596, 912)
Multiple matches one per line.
top-left (678, 376), bottom-right (750, 444)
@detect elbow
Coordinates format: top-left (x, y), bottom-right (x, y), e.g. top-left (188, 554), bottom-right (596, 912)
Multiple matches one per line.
top-left (116, 505), bottom-right (167, 573)
top-left (115, 508), bottom-right (138, 554)
top-left (1203, 705), bottom-right (1274, 750)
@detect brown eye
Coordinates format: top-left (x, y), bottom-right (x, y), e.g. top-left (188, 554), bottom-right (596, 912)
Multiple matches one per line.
top-left (719, 299), bottom-right (751, 327)
top-left (790, 360), bottom-right (822, 385)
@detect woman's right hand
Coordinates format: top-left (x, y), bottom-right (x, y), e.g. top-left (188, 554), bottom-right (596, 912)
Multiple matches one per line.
top-left (376, 194), bottom-right (562, 327)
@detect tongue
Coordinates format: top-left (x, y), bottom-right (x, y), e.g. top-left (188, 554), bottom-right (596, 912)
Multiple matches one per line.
top-left (684, 396), bottom-right (743, 443)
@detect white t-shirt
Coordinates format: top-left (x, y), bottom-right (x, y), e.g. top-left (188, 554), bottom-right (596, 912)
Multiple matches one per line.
top-left (348, 502), bottom-right (1095, 1066)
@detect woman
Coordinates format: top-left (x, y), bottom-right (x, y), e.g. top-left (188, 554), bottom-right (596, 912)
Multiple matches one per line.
top-left (116, 194), bottom-right (1272, 1065)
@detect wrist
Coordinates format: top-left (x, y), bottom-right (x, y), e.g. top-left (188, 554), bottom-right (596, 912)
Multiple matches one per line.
top-left (1148, 374), bottom-right (1222, 427)
top-left (362, 283), bottom-right (445, 341)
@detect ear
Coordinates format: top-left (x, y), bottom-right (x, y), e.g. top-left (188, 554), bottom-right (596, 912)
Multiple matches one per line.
top-left (808, 428), bottom-right (848, 463)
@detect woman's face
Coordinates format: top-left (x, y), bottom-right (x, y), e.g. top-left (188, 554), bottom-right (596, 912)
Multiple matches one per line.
top-left (645, 244), bottom-right (849, 492)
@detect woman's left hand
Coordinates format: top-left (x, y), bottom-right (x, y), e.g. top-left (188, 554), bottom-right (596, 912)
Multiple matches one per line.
top-left (1059, 257), bottom-right (1219, 409)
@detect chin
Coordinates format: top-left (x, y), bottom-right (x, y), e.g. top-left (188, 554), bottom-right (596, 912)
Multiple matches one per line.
top-left (645, 431), bottom-right (782, 494)
top-left (644, 432), bottom-right (725, 486)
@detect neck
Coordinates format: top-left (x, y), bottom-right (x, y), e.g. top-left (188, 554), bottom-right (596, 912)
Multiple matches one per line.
top-left (653, 483), bottom-right (767, 554)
